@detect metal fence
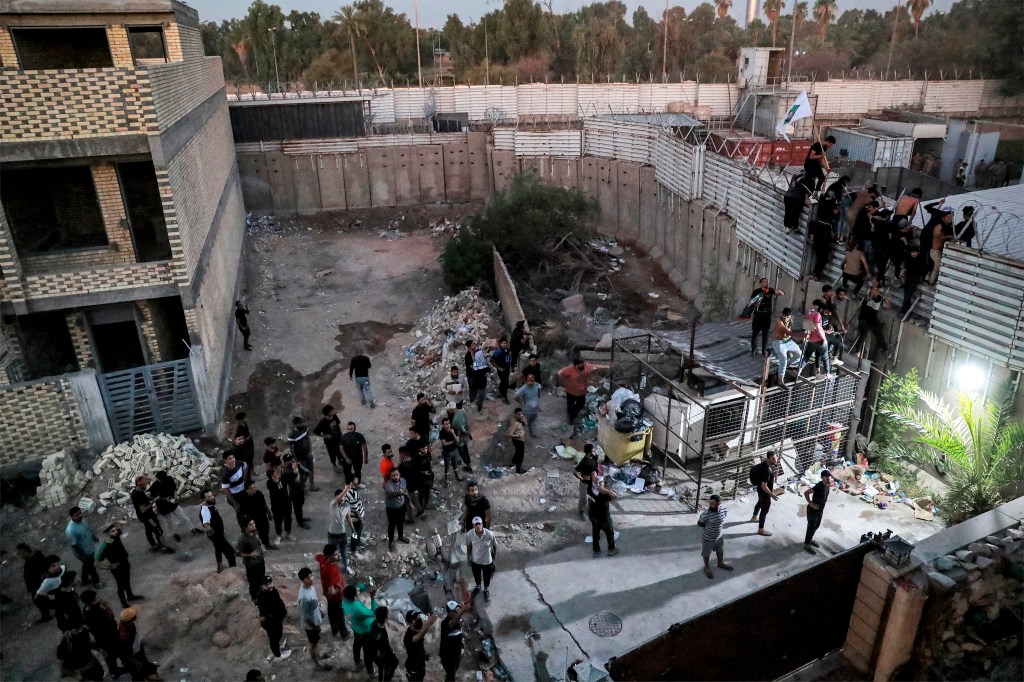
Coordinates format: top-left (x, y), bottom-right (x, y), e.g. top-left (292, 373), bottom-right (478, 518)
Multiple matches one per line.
top-left (610, 333), bottom-right (868, 509)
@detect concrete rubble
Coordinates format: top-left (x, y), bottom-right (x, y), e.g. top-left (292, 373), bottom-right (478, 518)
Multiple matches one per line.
top-left (91, 433), bottom-right (218, 511)
top-left (429, 217), bottom-right (460, 237)
top-left (36, 450), bottom-right (89, 510)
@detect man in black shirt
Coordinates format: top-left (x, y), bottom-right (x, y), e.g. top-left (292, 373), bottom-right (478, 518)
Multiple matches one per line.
top-left (810, 217), bottom-right (834, 280)
top-left (288, 416), bottom-right (316, 491)
top-left (96, 523), bottom-right (142, 608)
top-left (410, 394), bottom-right (435, 443)
top-left (900, 244), bottom-right (924, 316)
top-left (235, 300), bottom-right (251, 351)
top-left (403, 610), bottom-right (437, 681)
top-left (749, 451), bottom-right (779, 536)
top-left (573, 444), bottom-right (599, 520)
top-left (200, 488), bottom-right (237, 572)
top-left (396, 447), bottom-right (423, 521)
top-left (519, 354), bottom-right (542, 386)
top-left (17, 543), bottom-right (50, 621)
top-left (349, 354), bottom-right (376, 408)
top-left (804, 135), bottom-right (834, 194)
top-left (339, 421), bottom-right (369, 487)
top-left (241, 480), bottom-right (276, 549)
top-left (749, 278), bottom-right (785, 356)
top-left (131, 477), bottom-right (172, 553)
top-left (462, 482), bottom-right (491, 532)
top-left (588, 473), bottom-right (620, 556)
top-left (257, 575), bottom-right (292, 661)
top-left (233, 412), bottom-right (255, 473)
top-left (804, 470), bottom-right (832, 550)
top-left (851, 280), bottom-right (890, 356)
top-left (314, 405), bottom-right (343, 470)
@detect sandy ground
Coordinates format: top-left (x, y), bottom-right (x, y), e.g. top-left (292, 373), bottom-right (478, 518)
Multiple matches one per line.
top-left (0, 208), bottom-right (945, 682)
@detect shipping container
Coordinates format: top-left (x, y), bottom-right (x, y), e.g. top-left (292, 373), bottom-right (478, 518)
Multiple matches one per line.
top-left (706, 131), bottom-right (813, 168)
top-left (824, 126), bottom-right (914, 171)
top-left (734, 90), bottom-right (818, 140)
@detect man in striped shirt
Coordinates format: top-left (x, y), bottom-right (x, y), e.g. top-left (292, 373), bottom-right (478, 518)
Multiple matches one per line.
top-left (697, 494), bottom-right (734, 579)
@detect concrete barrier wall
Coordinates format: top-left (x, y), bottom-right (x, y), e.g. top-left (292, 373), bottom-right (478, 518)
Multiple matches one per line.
top-left (492, 248), bottom-right (528, 335)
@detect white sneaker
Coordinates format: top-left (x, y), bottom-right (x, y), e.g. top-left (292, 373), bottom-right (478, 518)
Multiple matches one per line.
top-left (278, 649), bottom-right (292, 660)
top-left (345, 566), bottom-right (355, 575)
top-left (274, 536), bottom-right (282, 546)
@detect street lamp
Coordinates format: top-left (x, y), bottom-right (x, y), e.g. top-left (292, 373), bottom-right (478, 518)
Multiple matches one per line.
top-left (268, 27), bottom-right (281, 93)
top-left (955, 364), bottom-right (985, 395)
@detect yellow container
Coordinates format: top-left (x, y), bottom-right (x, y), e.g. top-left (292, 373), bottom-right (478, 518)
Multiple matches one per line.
top-left (597, 419), bottom-right (653, 465)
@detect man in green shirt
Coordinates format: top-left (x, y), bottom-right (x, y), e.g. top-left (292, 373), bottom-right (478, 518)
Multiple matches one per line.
top-left (448, 403), bottom-right (473, 473)
top-left (342, 583), bottom-right (378, 676)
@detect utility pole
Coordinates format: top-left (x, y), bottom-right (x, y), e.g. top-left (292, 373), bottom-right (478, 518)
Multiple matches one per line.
top-left (786, 9), bottom-right (797, 84)
top-left (413, 0), bottom-right (423, 88)
top-left (885, 1), bottom-right (903, 80)
top-left (662, 0), bottom-right (669, 81)
top-left (268, 27), bottom-right (280, 93)
top-left (485, 17), bottom-right (490, 86)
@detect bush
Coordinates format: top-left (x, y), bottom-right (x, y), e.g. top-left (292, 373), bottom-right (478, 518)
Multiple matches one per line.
top-left (440, 172), bottom-right (597, 291)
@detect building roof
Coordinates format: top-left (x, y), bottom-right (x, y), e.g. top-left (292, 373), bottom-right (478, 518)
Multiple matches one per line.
top-left (0, 0), bottom-right (194, 17)
top-left (921, 184), bottom-right (1024, 263)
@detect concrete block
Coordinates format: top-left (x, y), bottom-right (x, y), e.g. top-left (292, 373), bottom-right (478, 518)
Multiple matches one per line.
top-left (367, 147), bottom-right (396, 207)
top-left (925, 569), bottom-right (956, 594)
top-left (316, 153), bottom-right (347, 211)
top-left (442, 143), bottom-right (470, 202)
top-left (561, 294), bottom-right (586, 314)
top-left (968, 542), bottom-right (992, 556)
top-left (393, 146), bottom-right (420, 206)
top-left (418, 146), bottom-right (445, 202)
top-left (974, 555), bottom-right (994, 570)
top-left (341, 152), bottom-right (371, 209)
top-left (264, 151), bottom-right (297, 215)
top-left (467, 131), bottom-right (491, 200)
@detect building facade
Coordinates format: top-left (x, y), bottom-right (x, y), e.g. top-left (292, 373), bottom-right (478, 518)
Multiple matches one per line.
top-left (0, 0), bottom-right (245, 469)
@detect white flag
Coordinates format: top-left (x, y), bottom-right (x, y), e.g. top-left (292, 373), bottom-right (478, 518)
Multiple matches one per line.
top-left (776, 90), bottom-right (813, 142)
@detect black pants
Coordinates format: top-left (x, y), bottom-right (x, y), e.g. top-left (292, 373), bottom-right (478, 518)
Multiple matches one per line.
top-left (255, 519), bottom-right (272, 547)
top-left (806, 510), bottom-right (823, 544)
top-left (244, 561), bottom-right (264, 600)
top-left (442, 447), bottom-right (460, 478)
top-left (471, 382), bottom-right (487, 411)
top-left (240, 325), bottom-right (251, 349)
top-left (111, 563), bottom-right (135, 608)
top-left (591, 514), bottom-right (615, 551)
top-left (139, 516), bottom-right (164, 548)
top-left (496, 368), bottom-right (510, 399)
top-left (511, 439), bottom-right (525, 471)
top-left (805, 166), bottom-right (825, 193)
top-left (292, 495), bottom-right (306, 524)
top-left (350, 517), bottom-right (363, 553)
top-left (272, 504), bottom-right (292, 536)
top-left (875, 250), bottom-right (891, 283)
top-left (783, 194), bottom-right (805, 229)
top-left (326, 442), bottom-right (342, 468)
top-left (842, 272), bottom-right (865, 296)
top-left (405, 658), bottom-right (426, 681)
top-left (327, 599), bottom-right (349, 637)
top-left (471, 561), bottom-right (495, 588)
top-left (376, 649), bottom-right (397, 681)
top-left (351, 458), bottom-right (363, 485)
top-left (566, 393), bottom-right (586, 423)
top-left (854, 318), bottom-right (888, 354)
top-left (813, 243), bottom-right (831, 279)
top-left (32, 594), bottom-right (53, 620)
top-left (263, 617), bottom-right (284, 657)
top-left (79, 555), bottom-right (101, 586)
top-left (353, 632), bottom-right (374, 672)
top-left (417, 481), bottom-right (431, 510)
top-left (339, 457), bottom-right (354, 483)
top-left (208, 533), bottom-right (236, 567)
top-left (441, 649), bottom-right (462, 681)
top-left (753, 490), bottom-right (772, 529)
top-left (901, 279), bottom-right (920, 315)
top-left (751, 313), bottom-right (772, 354)
top-left (386, 506), bottom-right (405, 543)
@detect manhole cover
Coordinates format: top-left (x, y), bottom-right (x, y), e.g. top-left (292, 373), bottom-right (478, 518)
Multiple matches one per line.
top-left (589, 611), bottom-right (623, 637)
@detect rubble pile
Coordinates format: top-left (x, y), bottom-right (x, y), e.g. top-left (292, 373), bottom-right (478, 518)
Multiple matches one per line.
top-left (430, 218), bottom-right (460, 237)
top-left (36, 450), bottom-right (90, 510)
top-left (91, 434), bottom-right (217, 510)
top-left (245, 212), bottom-right (279, 235)
top-left (397, 288), bottom-right (500, 398)
top-left (917, 525), bottom-right (1024, 679)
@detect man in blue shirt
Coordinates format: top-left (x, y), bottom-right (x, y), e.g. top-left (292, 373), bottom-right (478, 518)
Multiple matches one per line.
top-left (513, 374), bottom-right (543, 438)
top-left (65, 507), bottom-right (103, 588)
top-left (490, 337), bottom-right (513, 404)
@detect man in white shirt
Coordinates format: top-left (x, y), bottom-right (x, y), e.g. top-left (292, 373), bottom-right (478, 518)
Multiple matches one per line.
top-left (442, 366), bottom-right (467, 409)
top-left (465, 516), bottom-right (497, 602)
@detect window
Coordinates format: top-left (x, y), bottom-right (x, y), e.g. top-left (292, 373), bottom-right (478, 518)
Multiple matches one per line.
top-left (127, 26), bottom-right (167, 64)
top-left (0, 166), bottom-right (108, 253)
top-left (117, 161), bottom-right (171, 262)
top-left (11, 27), bottom-right (113, 69)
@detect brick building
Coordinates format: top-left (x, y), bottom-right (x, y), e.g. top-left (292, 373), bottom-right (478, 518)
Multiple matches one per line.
top-left (0, 0), bottom-right (245, 470)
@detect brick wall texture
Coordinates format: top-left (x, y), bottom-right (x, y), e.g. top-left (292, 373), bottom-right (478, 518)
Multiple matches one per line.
top-left (0, 27), bottom-right (17, 68)
top-left (0, 377), bottom-right (88, 469)
top-left (65, 311), bottom-right (95, 370)
top-left (134, 300), bottom-right (163, 363)
top-left (147, 58), bottom-right (225, 132)
top-left (177, 24), bottom-right (205, 61)
top-left (106, 25), bottom-right (134, 68)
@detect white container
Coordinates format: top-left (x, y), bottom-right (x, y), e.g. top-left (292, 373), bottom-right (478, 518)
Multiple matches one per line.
top-left (825, 126), bottom-right (914, 171)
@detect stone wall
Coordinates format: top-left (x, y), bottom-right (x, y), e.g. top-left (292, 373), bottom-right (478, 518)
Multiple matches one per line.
top-left (0, 376), bottom-right (87, 471)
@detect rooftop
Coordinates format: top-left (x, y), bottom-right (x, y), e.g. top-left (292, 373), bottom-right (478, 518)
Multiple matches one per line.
top-left (922, 184), bottom-right (1024, 263)
top-left (0, 0), bottom-right (196, 17)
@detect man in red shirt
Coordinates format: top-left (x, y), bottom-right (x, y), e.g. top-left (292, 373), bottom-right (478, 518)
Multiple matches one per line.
top-left (799, 300), bottom-right (831, 377)
top-left (556, 359), bottom-right (610, 437)
top-left (316, 544), bottom-right (350, 641)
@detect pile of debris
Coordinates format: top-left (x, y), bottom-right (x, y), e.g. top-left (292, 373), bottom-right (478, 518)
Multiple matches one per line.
top-left (36, 450), bottom-right (90, 510)
top-left (91, 434), bottom-right (218, 511)
top-left (245, 212), bottom-right (279, 235)
top-left (397, 288), bottom-right (500, 398)
top-left (430, 218), bottom-right (460, 237)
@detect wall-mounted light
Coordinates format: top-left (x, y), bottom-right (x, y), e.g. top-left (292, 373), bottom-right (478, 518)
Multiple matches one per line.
top-left (955, 364), bottom-right (985, 394)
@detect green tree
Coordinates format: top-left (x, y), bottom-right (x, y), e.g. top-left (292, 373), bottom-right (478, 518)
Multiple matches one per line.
top-left (571, 1), bottom-right (629, 79)
top-left (882, 378), bottom-right (1024, 524)
top-left (812, 0), bottom-right (837, 45)
top-left (909, 0), bottom-right (931, 38)
top-left (333, 5), bottom-right (363, 80)
top-left (716, 0), bottom-right (733, 20)
top-left (497, 0), bottom-right (547, 62)
top-left (764, 0), bottom-right (785, 47)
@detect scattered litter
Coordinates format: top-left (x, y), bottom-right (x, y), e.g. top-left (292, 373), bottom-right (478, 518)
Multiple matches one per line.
top-left (546, 470), bottom-right (560, 478)
top-left (430, 218), bottom-right (460, 237)
top-left (584, 531), bottom-right (622, 543)
top-left (547, 506), bottom-right (557, 513)
top-left (539, 498), bottom-right (546, 504)
top-left (648, 292), bottom-right (660, 299)
top-left (739, 496), bottom-right (749, 504)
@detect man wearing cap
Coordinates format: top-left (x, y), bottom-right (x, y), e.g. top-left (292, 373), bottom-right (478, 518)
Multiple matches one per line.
top-left (131, 476), bottom-right (173, 554)
top-left (697, 494), bottom-right (733, 579)
top-left (342, 583), bottom-right (378, 675)
top-left (297, 567), bottom-right (333, 671)
top-left (96, 522), bottom-right (142, 608)
top-left (403, 609), bottom-right (437, 681)
top-left (316, 544), bottom-right (350, 640)
top-left (257, 575), bottom-right (292, 662)
top-left (117, 606), bottom-right (141, 675)
top-left (200, 488), bottom-right (237, 572)
top-left (466, 516), bottom-right (497, 602)
top-left (804, 470), bottom-right (833, 552)
top-left (65, 506), bottom-right (103, 588)
top-left (236, 517), bottom-right (266, 602)
top-left (439, 600), bottom-right (472, 681)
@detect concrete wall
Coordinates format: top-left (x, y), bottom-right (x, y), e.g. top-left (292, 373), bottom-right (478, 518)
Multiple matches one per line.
top-left (492, 248), bottom-right (528, 333)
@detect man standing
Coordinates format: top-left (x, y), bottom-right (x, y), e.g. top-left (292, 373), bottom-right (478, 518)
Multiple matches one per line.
top-left (241, 480), bottom-right (276, 550)
top-left (288, 416), bottom-right (316, 491)
top-left (16, 543), bottom-right (50, 621)
top-left (450, 402), bottom-right (472, 473)
top-left (340, 421), bottom-right (369, 487)
top-left (379, 443), bottom-right (396, 485)
top-left (491, 337), bottom-right (513, 404)
top-left (851, 280), bottom-right (891, 356)
top-left (810, 215), bottom-right (834, 281)
top-left (746, 278), bottom-right (784, 356)
top-left (233, 412), bottom-right (255, 473)
top-left (131, 477), bottom-right (173, 554)
top-left (235, 300), bottom-right (252, 351)
top-left (697, 494), bottom-right (733, 579)
top-left (397, 447), bottom-right (422, 522)
top-left (384, 469), bottom-right (412, 550)
top-left (804, 470), bottom-right (832, 552)
top-left (403, 610), bottom-right (437, 681)
top-left (200, 488), bottom-right (237, 573)
top-left (514, 373), bottom-right (543, 438)
top-left (236, 517), bottom-right (266, 603)
top-left (520, 354), bottom-right (543, 386)
top-left (749, 452), bottom-right (780, 537)
top-left (466, 340), bottom-right (491, 412)
top-left (315, 405), bottom-right (344, 471)
top-left (799, 301), bottom-right (831, 377)
top-left (438, 416), bottom-right (462, 486)
top-left (81, 590), bottom-right (127, 677)
top-left (462, 482), bottom-right (492, 532)
top-left (281, 454), bottom-right (311, 529)
top-left (95, 523), bottom-right (142, 608)
top-left (261, 437), bottom-right (283, 476)
top-left (266, 466), bottom-right (293, 545)
top-left (900, 244), bottom-right (924, 316)
top-left (439, 600), bottom-right (472, 682)
top-left (219, 452), bottom-right (250, 528)
top-left (928, 207), bottom-right (954, 286)
top-left (507, 409), bottom-right (527, 474)
top-left (557, 358), bottom-right (610, 436)
top-left (410, 394), bottom-right (435, 447)
top-left (257, 575), bottom-right (292, 662)
top-left (573, 445), bottom-right (599, 520)
top-left (442, 365), bottom-right (467, 408)
top-left (466, 517), bottom-right (497, 601)
top-left (342, 584), bottom-right (378, 676)
top-left (588, 473), bottom-right (620, 558)
top-left (149, 470), bottom-right (202, 541)
top-left (345, 484), bottom-right (366, 557)
top-left (804, 135), bottom-right (835, 194)
top-left (316, 544), bottom-right (350, 641)
top-left (771, 309), bottom-right (803, 386)
top-left (34, 556), bottom-right (65, 623)
top-left (509, 320), bottom-right (530, 372)
top-left (298, 567), bottom-right (333, 671)
top-left (65, 507), bottom-right (102, 588)
top-left (327, 486), bottom-right (354, 575)
top-left (349, 353), bottom-right (376, 408)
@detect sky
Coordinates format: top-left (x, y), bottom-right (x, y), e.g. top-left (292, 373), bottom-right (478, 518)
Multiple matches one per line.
top-left (186, 0), bottom-right (955, 30)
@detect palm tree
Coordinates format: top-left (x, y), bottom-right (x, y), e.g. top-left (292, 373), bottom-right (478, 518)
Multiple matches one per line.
top-left (333, 5), bottom-right (362, 81)
top-left (794, 1), bottom-right (809, 28)
top-left (883, 378), bottom-right (1024, 525)
top-left (812, 0), bottom-right (837, 45)
top-left (716, 0), bottom-right (733, 21)
top-left (909, 0), bottom-right (931, 38)
top-left (764, 0), bottom-right (784, 47)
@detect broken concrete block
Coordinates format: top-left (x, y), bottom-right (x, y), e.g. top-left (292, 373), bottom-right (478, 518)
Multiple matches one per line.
top-left (561, 294), bottom-right (586, 314)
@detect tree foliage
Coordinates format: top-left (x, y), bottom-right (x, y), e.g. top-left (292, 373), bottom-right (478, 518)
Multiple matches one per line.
top-left (440, 173), bottom-right (596, 292)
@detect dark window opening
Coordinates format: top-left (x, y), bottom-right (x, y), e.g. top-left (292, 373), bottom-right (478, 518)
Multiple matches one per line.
top-left (127, 26), bottom-right (167, 64)
top-left (90, 320), bottom-right (146, 373)
top-left (15, 312), bottom-right (79, 379)
top-left (117, 161), bottom-right (171, 262)
top-left (11, 27), bottom-right (113, 70)
top-left (0, 166), bottom-right (108, 254)
top-left (148, 297), bottom-right (192, 362)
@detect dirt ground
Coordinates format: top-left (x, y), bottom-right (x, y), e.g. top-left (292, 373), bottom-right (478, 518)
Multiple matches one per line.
top-left (0, 206), bottom-right (661, 682)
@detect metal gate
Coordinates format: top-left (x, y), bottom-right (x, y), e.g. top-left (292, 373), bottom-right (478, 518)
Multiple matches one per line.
top-left (98, 359), bottom-right (203, 442)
